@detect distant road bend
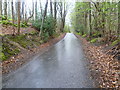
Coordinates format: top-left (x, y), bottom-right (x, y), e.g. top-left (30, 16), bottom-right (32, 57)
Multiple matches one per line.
top-left (3, 33), bottom-right (95, 88)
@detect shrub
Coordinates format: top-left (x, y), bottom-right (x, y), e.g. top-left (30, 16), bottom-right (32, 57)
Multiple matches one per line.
top-left (93, 33), bottom-right (97, 37)
top-left (43, 16), bottom-right (56, 36)
top-left (111, 39), bottom-right (120, 46)
top-left (8, 19), bottom-right (13, 21)
top-left (42, 32), bottom-right (49, 42)
top-left (82, 34), bottom-right (87, 37)
top-left (32, 16), bottom-right (55, 36)
top-left (90, 38), bottom-right (98, 43)
top-left (0, 52), bottom-right (7, 61)
top-left (0, 18), bottom-right (14, 26)
top-left (92, 31), bottom-right (101, 38)
top-left (76, 32), bottom-right (82, 35)
top-left (0, 18), bottom-right (28, 27)
top-left (32, 19), bottom-right (41, 30)
top-left (86, 37), bottom-right (91, 41)
top-left (1, 16), bottom-right (7, 20)
top-left (20, 23), bottom-right (28, 27)
top-left (32, 15), bottom-right (56, 40)
top-left (2, 20), bottom-right (8, 25)
top-left (20, 22), bottom-right (29, 27)
top-left (40, 40), bottom-right (44, 44)
top-left (13, 24), bottom-right (18, 27)
top-left (29, 31), bottom-right (38, 35)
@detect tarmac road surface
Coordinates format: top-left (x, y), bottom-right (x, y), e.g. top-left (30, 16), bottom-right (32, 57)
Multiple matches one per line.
top-left (2, 33), bottom-right (95, 88)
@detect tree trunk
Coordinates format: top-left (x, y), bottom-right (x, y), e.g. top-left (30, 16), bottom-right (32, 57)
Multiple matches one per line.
top-left (84, 12), bottom-right (87, 33)
top-left (89, 2), bottom-right (92, 36)
top-left (54, 0), bottom-right (57, 30)
top-left (118, 1), bottom-right (120, 36)
top-left (4, 0), bottom-right (7, 19)
top-left (39, 0), bottom-right (43, 16)
top-left (50, 0), bottom-right (53, 17)
top-left (22, 2), bottom-right (25, 21)
top-left (54, 0), bottom-right (57, 20)
top-left (39, 0), bottom-right (48, 37)
top-left (0, 0), bottom-right (2, 15)
top-left (25, 4), bottom-right (27, 21)
top-left (17, 1), bottom-right (21, 35)
top-left (59, 2), bottom-right (67, 32)
top-left (11, 0), bottom-right (15, 35)
top-left (62, 18), bottom-right (65, 32)
top-left (58, 2), bottom-right (63, 32)
top-left (15, 2), bottom-right (18, 20)
top-left (11, 0), bottom-right (14, 24)
top-left (35, 0), bottom-right (37, 20)
top-left (7, 2), bottom-right (11, 18)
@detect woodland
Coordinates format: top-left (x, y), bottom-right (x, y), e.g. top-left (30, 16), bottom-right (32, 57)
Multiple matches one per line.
top-left (0, 0), bottom-right (120, 88)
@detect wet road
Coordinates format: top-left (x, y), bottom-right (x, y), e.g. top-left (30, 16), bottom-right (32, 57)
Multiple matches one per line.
top-left (3, 33), bottom-right (94, 88)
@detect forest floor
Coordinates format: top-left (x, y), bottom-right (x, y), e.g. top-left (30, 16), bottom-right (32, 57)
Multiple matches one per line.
top-left (75, 34), bottom-right (120, 88)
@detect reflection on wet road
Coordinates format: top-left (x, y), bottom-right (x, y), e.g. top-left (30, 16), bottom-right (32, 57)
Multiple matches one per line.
top-left (3, 33), bottom-right (94, 88)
